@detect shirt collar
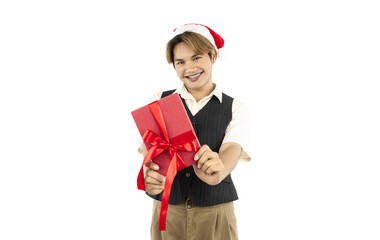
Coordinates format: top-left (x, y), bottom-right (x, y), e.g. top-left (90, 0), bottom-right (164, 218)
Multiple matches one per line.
top-left (175, 84), bottom-right (223, 103)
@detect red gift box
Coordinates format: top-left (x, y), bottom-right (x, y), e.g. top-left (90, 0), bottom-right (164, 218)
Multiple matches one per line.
top-left (131, 93), bottom-right (200, 231)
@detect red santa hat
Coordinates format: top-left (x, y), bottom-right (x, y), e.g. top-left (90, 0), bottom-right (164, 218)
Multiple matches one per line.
top-left (172, 23), bottom-right (224, 58)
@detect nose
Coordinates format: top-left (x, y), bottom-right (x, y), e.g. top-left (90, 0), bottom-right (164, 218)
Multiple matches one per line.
top-left (185, 61), bottom-right (197, 73)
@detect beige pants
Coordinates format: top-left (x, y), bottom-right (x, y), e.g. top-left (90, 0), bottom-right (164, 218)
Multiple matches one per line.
top-left (151, 199), bottom-right (238, 240)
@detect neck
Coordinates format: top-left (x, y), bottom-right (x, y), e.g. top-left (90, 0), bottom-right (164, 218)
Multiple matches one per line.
top-left (187, 82), bottom-right (215, 102)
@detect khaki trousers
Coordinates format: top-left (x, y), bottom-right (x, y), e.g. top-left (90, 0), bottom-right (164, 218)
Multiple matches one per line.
top-left (151, 199), bottom-right (238, 240)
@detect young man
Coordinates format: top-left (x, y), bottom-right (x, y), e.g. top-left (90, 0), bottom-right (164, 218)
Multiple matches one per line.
top-left (139, 23), bottom-right (250, 240)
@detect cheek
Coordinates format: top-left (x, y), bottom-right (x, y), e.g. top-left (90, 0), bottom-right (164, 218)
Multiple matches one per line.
top-left (201, 60), bottom-right (212, 70)
top-left (175, 68), bottom-right (183, 78)
top-left (202, 64), bottom-right (212, 74)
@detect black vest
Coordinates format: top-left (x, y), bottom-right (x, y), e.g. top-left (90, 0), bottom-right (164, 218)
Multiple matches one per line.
top-left (147, 90), bottom-right (238, 206)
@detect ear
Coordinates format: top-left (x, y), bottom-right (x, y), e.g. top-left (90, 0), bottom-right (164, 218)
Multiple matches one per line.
top-left (211, 48), bottom-right (217, 63)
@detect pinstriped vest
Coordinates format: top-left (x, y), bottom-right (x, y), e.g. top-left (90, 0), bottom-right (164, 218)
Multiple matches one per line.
top-left (147, 90), bottom-right (238, 206)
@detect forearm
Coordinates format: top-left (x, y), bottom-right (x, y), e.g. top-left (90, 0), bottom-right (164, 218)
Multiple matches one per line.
top-left (218, 142), bottom-right (242, 180)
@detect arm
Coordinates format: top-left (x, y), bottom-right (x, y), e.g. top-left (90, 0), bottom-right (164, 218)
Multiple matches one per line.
top-left (193, 142), bottom-right (242, 186)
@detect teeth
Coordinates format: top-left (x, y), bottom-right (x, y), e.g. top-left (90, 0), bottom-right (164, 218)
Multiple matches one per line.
top-left (187, 73), bottom-right (201, 79)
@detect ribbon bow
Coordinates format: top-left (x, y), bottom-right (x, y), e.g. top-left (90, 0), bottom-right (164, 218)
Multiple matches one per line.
top-left (137, 101), bottom-right (198, 231)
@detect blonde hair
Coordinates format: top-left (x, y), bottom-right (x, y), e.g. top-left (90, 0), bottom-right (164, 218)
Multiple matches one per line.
top-left (166, 31), bottom-right (215, 64)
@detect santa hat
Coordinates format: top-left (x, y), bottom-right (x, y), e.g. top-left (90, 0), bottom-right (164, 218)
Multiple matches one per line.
top-left (172, 23), bottom-right (224, 58)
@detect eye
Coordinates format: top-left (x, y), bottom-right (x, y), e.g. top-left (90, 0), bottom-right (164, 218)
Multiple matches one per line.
top-left (194, 57), bottom-right (201, 61)
top-left (176, 61), bottom-right (184, 65)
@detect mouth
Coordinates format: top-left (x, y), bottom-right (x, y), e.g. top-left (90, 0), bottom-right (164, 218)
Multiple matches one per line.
top-left (185, 71), bottom-right (203, 82)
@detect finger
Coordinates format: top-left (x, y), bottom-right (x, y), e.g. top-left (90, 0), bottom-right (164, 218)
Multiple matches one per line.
top-left (143, 161), bottom-right (159, 178)
top-left (203, 160), bottom-right (224, 175)
top-left (200, 158), bottom-right (216, 172)
top-left (146, 182), bottom-right (165, 190)
top-left (146, 169), bottom-right (166, 183)
top-left (145, 160), bottom-right (160, 170)
top-left (145, 176), bottom-right (163, 185)
top-left (146, 184), bottom-right (165, 195)
top-left (197, 150), bottom-right (218, 169)
top-left (194, 145), bottom-right (211, 161)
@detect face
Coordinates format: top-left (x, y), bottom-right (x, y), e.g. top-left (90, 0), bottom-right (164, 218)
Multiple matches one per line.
top-left (173, 42), bottom-right (216, 95)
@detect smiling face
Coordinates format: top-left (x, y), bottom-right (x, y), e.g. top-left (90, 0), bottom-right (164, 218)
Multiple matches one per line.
top-left (173, 42), bottom-right (216, 98)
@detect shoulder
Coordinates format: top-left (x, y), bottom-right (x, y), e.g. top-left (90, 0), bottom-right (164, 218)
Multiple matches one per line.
top-left (145, 89), bottom-right (177, 104)
top-left (221, 92), bottom-right (248, 115)
top-left (145, 92), bottom-right (162, 104)
top-left (232, 98), bottom-right (248, 114)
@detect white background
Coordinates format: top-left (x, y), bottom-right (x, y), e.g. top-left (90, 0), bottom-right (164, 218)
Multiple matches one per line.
top-left (1, 0), bottom-right (379, 239)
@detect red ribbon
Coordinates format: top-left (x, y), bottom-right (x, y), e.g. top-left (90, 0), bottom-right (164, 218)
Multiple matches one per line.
top-left (137, 101), bottom-right (198, 231)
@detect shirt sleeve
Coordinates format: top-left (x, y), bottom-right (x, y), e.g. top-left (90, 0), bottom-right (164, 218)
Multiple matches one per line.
top-left (222, 99), bottom-right (251, 162)
top-left (146, 92), bottom-right (163, 104)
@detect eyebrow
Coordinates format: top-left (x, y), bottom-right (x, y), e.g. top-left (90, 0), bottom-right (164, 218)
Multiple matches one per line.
top-left (175, 54), bottom-right (199, 62)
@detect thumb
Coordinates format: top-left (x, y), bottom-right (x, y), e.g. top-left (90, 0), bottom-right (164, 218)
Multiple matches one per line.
top-left (145, 160), bottom-right (160, 170)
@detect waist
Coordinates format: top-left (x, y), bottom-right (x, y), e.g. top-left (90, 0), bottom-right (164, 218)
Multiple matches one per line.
top-left (168, 198), bottom-right (235, 211)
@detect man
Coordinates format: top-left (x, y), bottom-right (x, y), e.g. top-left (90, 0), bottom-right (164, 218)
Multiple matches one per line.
top-left (139, 23), bottom-right (250, 240)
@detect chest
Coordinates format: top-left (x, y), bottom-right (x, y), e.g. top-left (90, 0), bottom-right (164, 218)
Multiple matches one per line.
top-left (181, 96), bottom-right (232, 152)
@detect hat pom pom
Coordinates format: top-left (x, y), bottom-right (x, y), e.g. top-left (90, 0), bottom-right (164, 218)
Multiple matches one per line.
top-left (217, 48), bottom-right (224, 59)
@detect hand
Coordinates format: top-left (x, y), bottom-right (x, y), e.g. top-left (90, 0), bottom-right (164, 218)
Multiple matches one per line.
top-left (193, 145), bottom-right (224, 185)
top-left (144, 161), bottom-right (166, 195)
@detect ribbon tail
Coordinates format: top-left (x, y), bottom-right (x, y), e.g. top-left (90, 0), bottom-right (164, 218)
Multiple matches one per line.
top-left (175, 154), bottom-right (187, 170)
top-left (137, 145), bottom-right (159, 191)
top-left (159, 153), bottom-right (178, 231)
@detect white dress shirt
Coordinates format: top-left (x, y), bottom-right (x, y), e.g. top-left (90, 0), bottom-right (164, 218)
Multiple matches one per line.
top-left (139, 84), bottom-right (251, 161)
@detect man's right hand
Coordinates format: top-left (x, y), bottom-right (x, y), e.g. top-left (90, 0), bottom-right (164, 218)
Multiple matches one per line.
top-left (144, 161), bottom-right (166, 195)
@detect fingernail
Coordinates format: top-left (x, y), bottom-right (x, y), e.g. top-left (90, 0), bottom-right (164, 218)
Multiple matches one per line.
top-left (162, 177), bottom-right (166, 183)
top-left (194, 154), bottom-right (199, 161)
top-left (154, 165), bottom-right (159, 170)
